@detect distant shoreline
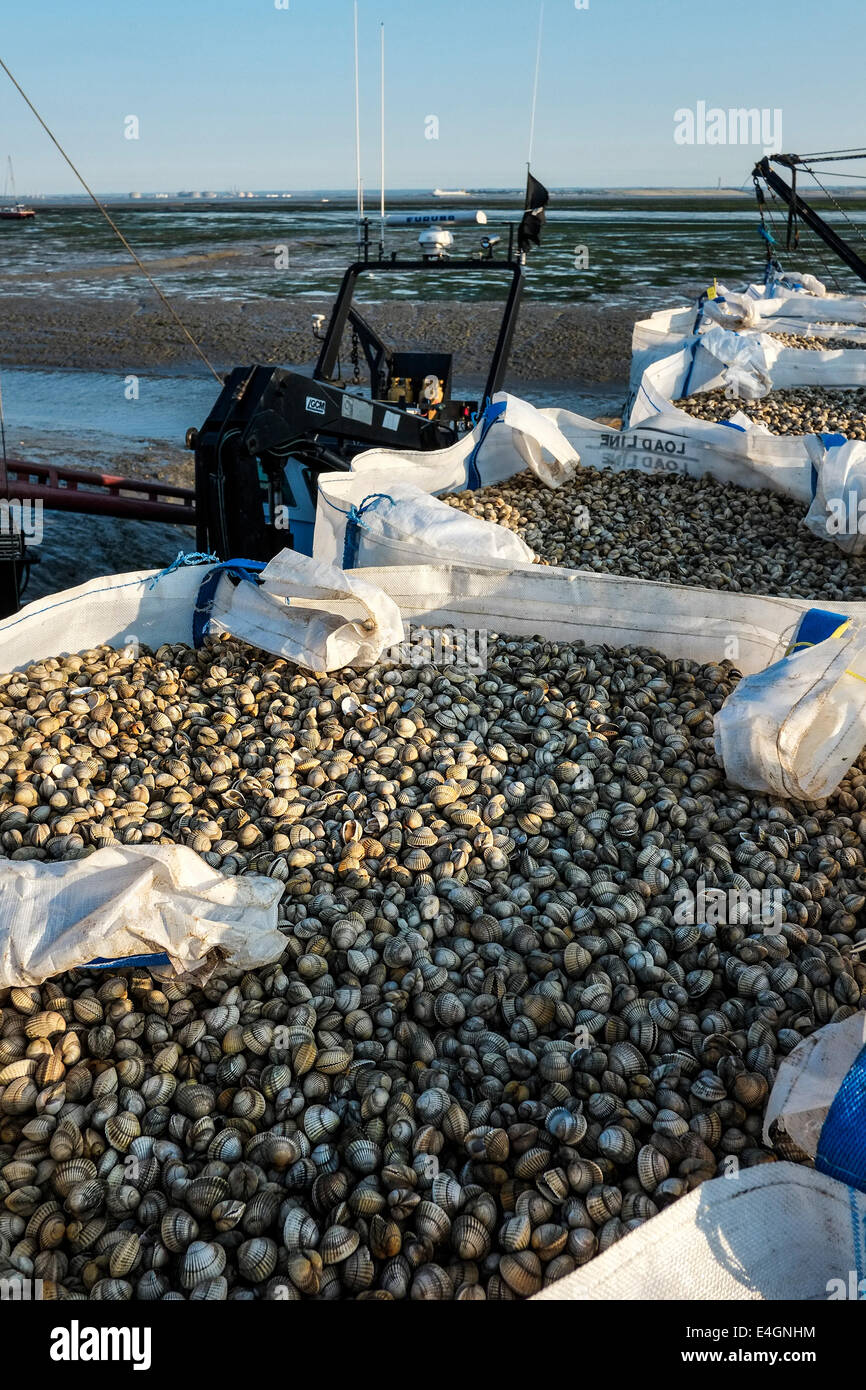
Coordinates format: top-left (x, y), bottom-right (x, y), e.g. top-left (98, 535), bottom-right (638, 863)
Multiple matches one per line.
top-left (15, 186), bottom-right (866, 211)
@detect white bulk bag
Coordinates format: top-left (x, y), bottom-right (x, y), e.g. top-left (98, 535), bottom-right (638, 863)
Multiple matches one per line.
top-left (721, 282), bottom-right (866, 328)
top-left (714, 608), bottom-right (866, 799)
top-left (764, 1012), bottom-right (866, 1165)
top-left (0, 845), bottom-right (286, 988)
top-left (9, 556), bottom-right (866, 798)
top-left (312, 473), bottom-right (535, 570)
top-left (537, 406), bottom-right (815, 504)
top-left (804, 438), bottom-right (866, 555)
top-left (634, 332), bottom-right (866, 428)
top-left (0, 559), bottom-right (826, 679)
top-left (349, 393), bottom-right (579, 494)
top-left (209, 550), bottom-right (404, 672)
top-left (532, 1163), bottom-right (866, 1301)
top-left (634, 281), bottom-right (866, 362)
top-left (630, 303), bottom-right (699, 396)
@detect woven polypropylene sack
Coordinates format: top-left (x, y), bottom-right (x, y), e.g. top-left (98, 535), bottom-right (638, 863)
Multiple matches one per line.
top-left (208, 550), bottom-right (404, 671)
top-left (5, 557), bottom-right (866, 682)
top-left (349, 392), bottom-right (579, 494)
top-left (313, 472), bottom-right (534, 569)
top-left (533, 1163), bottom-right (866, 1301)
top-left (714, 614), bottom-right (866, 798)
top-left (805, 439), bottom-right (866, 555)
top-left (0, 845), bottom-right (286, 988)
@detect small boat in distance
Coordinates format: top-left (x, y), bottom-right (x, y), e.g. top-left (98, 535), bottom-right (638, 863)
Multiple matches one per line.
top-left (433, 188), bottom-right (468, 198)
top-left (0, 157), bottom-right (35, 220)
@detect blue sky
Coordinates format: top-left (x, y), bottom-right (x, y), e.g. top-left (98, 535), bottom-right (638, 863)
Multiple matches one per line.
top-left (0, 0), bottom-right (862, 193)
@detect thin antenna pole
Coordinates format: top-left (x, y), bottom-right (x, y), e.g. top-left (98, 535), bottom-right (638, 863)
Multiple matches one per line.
top-left (354, 1), bottom-right (363, 225)
top-left (0, 53), bottom-right (221, 380)
top-left (528, 0), bottom-right (544, 170)
top-left (380, 21), bottom-right (386, 254)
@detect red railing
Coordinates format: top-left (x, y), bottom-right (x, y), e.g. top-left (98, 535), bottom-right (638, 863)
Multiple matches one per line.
top-left (0, 458), bottom-right (196, 524)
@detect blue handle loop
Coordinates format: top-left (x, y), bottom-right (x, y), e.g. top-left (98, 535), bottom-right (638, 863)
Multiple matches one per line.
top-left (84, 953), bottom-right (171, 971)
top-left (464, 399), bottom-right (508, 490)
top-left (193, 558), bottom-right (267, 647)
top-left (147, 551), bottom-right (220, 590)
top-left (787, 606), bottom-right (851, 657)
top-left (341, 493), bottom-right (397, 569)
top-left (681, 335), bottom-right (701, 400)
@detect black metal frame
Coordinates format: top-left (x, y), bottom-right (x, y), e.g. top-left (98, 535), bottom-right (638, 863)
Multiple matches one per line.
top-left (0, 530), bottom-right (26, 622)
top-left (753, 155), bottom-right (866, 284)
top-left (192, 213), bottom-right (529, 564)
top-left (314, 256), bottom-right (525, 412)
top-left (192, 364), bottom-right (458, 560)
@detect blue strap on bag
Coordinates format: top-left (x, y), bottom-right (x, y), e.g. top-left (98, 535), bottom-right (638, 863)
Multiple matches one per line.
top-left (817, 1045), bottom-right (866, 1194)
top-left (192, 559), bottom-right (266, 647)
top-left (465, 399), bottom-right (508, 490)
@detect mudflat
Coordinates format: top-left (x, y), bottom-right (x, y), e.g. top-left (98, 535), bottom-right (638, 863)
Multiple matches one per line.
top-left (0, 292), bottom-right (637, 381)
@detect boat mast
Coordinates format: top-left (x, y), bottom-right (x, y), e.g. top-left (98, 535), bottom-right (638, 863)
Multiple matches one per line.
top-left (353, 1), bottom-right (364, 236)
top-left (527, 0), bottom-right (544, 171)
top-left (379, 21), bottom-right (386, 257)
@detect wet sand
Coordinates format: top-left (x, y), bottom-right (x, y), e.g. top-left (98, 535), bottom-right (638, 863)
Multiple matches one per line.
top-left (2, 291), bottom-right (635, 605)
top-left (0, 293), bottom-right (636, 382)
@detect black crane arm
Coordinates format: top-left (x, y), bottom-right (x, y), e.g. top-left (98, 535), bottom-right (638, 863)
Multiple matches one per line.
top-left (753, 155), bottom-right (866, 285)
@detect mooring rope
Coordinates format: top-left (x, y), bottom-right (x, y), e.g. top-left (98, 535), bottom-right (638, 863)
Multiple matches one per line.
top-left (0, 54), bottom-right (223, 383)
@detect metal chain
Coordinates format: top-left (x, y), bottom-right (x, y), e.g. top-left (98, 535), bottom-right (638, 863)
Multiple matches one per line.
top-left (762, 180), bottom-right (844, 293)
top-left (0, 55), bottom-right (222, 383)
top-left (802, 166), bottom-right (866, 248)
top-left (350, 328), bottom-right (362, 386)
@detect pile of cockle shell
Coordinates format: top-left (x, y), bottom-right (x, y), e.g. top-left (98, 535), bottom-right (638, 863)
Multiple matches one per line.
top-left (1, 633), bottom-right (865, 1301)
top-left (442, 470), bottom-right (866, 600)
top-left (673, 384), bottom-right (866, 440)
top-left (768, 331), bottom-right (864, 351)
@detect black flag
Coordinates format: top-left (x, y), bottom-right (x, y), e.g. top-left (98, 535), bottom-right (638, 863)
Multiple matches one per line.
top-left (518, 171), bottom-right (550, 255)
